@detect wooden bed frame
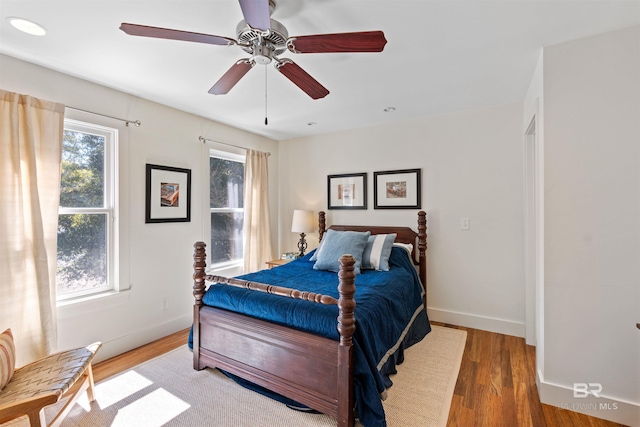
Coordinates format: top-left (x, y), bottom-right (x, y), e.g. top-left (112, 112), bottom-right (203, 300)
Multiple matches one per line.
top-left (192, 211), bottom-right (427, 427)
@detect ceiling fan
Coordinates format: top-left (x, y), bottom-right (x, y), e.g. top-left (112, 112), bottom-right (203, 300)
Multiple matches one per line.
top-left (120, 0), bottom-right (387, 100)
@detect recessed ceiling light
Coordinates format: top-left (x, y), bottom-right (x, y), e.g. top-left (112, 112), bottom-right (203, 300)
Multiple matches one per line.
top-left (383, 107), bottom-right (396, 112)
top-left (7, 17), bottom-right (47, 36)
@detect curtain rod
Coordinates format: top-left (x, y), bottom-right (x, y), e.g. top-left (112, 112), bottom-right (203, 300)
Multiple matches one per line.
top-left (65, 106), bottom-right (141, 127)
top-left (198, 136), bottom-right (270, 156)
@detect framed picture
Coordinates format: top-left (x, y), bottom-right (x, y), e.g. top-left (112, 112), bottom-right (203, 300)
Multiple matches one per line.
top-left (145, 163), bottom-right (192, 223)
top-left (327, 173), bottom-right (367, 210)
top-left (374, 168), bottom-right (421, 209)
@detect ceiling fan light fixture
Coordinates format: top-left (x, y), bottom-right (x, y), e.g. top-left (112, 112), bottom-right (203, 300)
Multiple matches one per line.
top-left (7, 17), bottom-right (47, 36)
top-left (253, 44), bottom-right (274, 65)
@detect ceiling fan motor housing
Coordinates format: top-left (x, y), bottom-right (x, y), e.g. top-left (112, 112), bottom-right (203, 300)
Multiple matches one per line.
top-left (236, 19), bottom-right (288, 65)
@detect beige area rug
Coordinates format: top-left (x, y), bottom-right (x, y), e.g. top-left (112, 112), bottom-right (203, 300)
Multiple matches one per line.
top-left (4, 325), bottom-right (466, 427)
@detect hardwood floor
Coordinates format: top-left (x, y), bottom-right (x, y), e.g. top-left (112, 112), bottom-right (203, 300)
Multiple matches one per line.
top-left (434, 322), bottom-right (628, 427)
top-left (90, 324), bottom-right (627, 427)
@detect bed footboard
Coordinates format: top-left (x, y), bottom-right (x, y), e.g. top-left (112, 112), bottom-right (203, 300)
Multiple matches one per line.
top-left (192, 242), bottom-right (356, 427)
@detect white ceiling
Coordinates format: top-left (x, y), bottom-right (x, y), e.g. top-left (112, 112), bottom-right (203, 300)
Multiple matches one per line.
top-left (1, 0), bottom-right (639, 140)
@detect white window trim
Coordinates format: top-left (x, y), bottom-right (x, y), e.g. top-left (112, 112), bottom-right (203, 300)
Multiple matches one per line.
top-left (57, 119), bottom-right (119, 302)
top-left (210, 148), bottom-right (245, 163)
top-left (205, 146), bottom-right (246, 271)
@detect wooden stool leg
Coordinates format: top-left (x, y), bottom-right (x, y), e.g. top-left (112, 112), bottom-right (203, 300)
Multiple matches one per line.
top-left (27, 408), bottom-right (46, 427)
top-left (49, 366), bottom-right (95, 427)
top-left (86, 364), bottom-right (96, 402)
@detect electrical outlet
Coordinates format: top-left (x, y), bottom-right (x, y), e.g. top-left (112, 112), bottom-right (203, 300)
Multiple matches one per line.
top-left (460, 218), bottom-right (470, 230)
top-left (161, 298), bottom-right (169, 311)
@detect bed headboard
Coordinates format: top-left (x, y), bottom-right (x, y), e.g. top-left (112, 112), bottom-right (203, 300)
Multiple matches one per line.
top-left (317, 211), bottom-right (427, 301)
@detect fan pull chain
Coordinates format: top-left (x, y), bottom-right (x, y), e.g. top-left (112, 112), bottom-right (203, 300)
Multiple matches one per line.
top-left (264, 66), bottom-right (268, 126)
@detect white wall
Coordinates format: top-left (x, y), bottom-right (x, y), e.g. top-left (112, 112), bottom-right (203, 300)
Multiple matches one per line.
top-left (0, 53), bottom-right (279, 362)
top-left (537, 26), bottom-right (640, 425)
top-left (278, 103), bottom-right (526, 337)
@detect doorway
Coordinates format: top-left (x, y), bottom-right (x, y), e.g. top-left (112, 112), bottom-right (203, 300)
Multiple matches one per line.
top-left (524, 116), bottom-right (538, 348)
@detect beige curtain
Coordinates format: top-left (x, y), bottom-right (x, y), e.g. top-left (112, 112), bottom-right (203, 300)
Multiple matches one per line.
top-left (0, 90), bottom-right (65, 367)
top-left (243, 149), bottom-right (273, 273)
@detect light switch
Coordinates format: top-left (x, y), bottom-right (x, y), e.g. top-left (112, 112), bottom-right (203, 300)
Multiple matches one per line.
top-left (460, 218), bottom-right (470, 230)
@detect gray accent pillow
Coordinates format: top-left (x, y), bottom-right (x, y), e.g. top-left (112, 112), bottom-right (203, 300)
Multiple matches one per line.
top-left (312, 229), bottom-right (371, 274)
top-left (361, 233), bottom-right (397, 271)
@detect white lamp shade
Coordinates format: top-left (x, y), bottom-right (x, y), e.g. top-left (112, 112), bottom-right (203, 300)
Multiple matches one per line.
top-left (291, 210), bottom-right (315, 233)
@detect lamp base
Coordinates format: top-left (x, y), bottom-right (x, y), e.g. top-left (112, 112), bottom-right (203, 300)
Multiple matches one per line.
top-left (297, 233), bottom-right (308, 257)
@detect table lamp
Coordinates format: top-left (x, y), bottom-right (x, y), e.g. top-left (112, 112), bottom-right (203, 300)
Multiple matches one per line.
top-left (291, 210), bottom-right (315, 257)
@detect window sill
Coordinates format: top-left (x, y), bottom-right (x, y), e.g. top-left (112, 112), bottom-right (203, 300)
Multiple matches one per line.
top-left (208, 261), bottom-right (243, 277)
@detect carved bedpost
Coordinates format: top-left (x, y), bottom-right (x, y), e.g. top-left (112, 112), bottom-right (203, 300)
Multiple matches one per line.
top-left (337, 254), bottom-right (355, 427)
top-left (337, 255), bottom-right (356, 346)
top-left (318, 211), bottom-right (326, 242)
top-left (193, 242), bottom-right (207, 370)
top-left (417, 211), bottom-right (427, 306)
top-left (193, 242), bottom-right (207, 306)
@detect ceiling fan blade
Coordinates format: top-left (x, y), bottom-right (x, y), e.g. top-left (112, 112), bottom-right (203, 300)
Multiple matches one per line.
top-left (209, 59), bottom-right (255, 95)
top-left (275, 59), bottom-right (329, 100)
top-left (238, 0), bottom-right (271, 32)
top-left (120, 23), bottom-right (236, 46)
top-left (287, 31), bottom-right (387, 53)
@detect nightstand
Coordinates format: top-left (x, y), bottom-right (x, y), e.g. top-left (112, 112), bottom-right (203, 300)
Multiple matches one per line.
top-left (265, 259), bottom-right (291, 269)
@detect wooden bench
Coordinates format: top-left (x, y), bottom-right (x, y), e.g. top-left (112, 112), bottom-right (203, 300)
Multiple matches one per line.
top-left (0, 342), bottom-right (101, 427)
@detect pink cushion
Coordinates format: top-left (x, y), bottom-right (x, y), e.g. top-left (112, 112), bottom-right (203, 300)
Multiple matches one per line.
top-left (0, 328), bottom-right (16, 390)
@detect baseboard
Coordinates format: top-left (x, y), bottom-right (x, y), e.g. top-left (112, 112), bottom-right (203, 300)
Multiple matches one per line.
top-left (537, 370), bottom-right (640, 426)
top-left (91, 314), bottom-right (192, 363)
top-left (426, 307), bottom-right (525, 338)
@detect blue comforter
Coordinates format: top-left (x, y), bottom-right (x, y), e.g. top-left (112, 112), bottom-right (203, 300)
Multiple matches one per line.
top-left (190, 246), bottom-right (430, 427)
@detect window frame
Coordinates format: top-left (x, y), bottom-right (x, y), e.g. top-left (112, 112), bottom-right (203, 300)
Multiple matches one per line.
top-left (208, 148), bottom-right (246, 270)
top-left (57, 119), bottom-right (118, 301)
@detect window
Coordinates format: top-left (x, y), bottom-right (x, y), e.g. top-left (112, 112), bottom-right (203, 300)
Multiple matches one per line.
top-left (209, 151), bottom-right (244, 267)
top-left (57, 119), bottom-right (117, 299)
